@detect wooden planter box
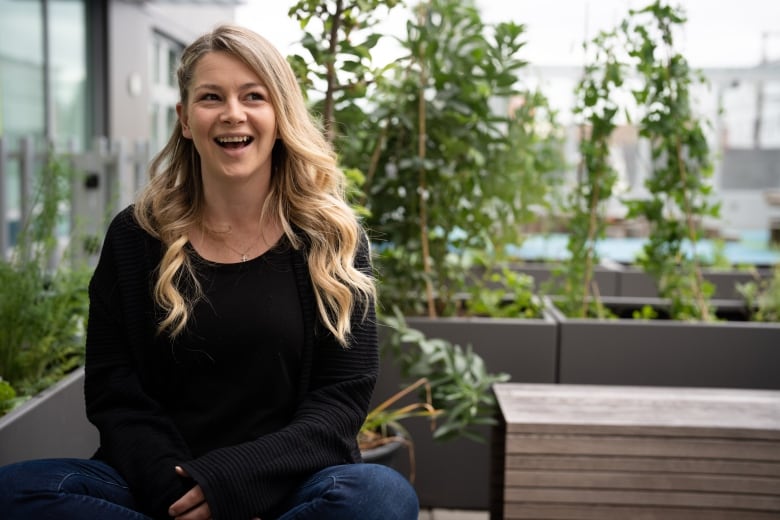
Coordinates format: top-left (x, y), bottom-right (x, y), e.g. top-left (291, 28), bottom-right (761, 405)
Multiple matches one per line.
top-left (491, 383), bottom-right (780, 520)
top-left (0, 367), bottom-right (99, 466)
top-left (546, 297), bottom-right (780, 390)
top-left (374, 313), bottom-right (558, 510)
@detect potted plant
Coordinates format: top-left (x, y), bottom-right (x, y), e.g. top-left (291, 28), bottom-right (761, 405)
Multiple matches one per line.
top-left (359, 376), bottom-right (440, 480)
top-left (363, 310), bottom-right (510, 484)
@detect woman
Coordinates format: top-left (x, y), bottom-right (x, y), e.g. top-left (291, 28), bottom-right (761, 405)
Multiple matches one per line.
top-left (0, 24), bottom-right (418, 520)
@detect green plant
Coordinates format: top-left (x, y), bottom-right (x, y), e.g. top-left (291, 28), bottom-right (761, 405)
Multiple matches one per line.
top-left (464, 260), bottom-right (543, 319)
top-left (377, 308), bottom-right (510, 443)
top-left (359, 376), bottom-right (441, 450)
top-left (737, 265), bottom-right (780, 322)
top-left (554, 27), bottom-right (624, 318)
top-left (632, 304), bottom-right (659, 320)
top-left (358, 375), bottom-right (440, 482)
top-left (357, 309), bottom-right (509, 482)
top-left (0, 155), bottom-right (91, 416)
top-left (288, 0), bottom-right (402, 146)
top-left (0, 378), bottom-right (16, 415)
top-left (355, 0), bottom-right (563, 317)
top-left (622, 0), bottom-right (719, 321)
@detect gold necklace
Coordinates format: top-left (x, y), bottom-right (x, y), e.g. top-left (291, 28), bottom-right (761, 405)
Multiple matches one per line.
top-left (221, 239), bottom-right (254, 262)
top-left (202, 224), bottom-right (260, 262)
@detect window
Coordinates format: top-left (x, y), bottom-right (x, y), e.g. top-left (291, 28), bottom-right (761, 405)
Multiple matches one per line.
top-left (150, 31), bottom-right (184, 152)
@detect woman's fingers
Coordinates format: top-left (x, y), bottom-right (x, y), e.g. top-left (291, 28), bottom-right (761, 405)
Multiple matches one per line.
top-left (170, 466), bottom-right (211, 519)
top-left (173, 500), bottom-right (211, 520)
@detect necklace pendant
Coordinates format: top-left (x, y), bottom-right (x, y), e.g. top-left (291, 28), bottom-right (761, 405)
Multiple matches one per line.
top-left (241, 254), bottom-right (248, 262)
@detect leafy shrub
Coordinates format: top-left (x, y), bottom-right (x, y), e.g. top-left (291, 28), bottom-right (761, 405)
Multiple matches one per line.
top-left (0, 157), bottom-right (91, 415)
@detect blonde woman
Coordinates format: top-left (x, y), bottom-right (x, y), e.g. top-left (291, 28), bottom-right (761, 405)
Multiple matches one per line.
top-left (0, 24), bottom-right (418, 520)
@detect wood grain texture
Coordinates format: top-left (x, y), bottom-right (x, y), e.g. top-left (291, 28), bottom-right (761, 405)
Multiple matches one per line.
top-left (491, 383), bottom-right (780, 520)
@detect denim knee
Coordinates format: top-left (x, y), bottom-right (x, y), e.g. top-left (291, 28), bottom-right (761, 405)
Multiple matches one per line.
top-left (359, 463), bottom-right (419, 518)
top-left (0, 458), bottom-right (146, 520)
top-left (280, 462), bottom-right (418, 520)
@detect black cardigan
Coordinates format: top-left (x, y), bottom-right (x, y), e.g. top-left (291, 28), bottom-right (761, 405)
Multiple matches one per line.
top-left (84, 206), bottom-right (378, 519)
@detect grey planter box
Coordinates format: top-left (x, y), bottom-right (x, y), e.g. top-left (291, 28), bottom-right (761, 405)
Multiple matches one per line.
top-left (510, 262), bottom-right (621, 297)
top-left (616, 266), bottom-right (772, 299)
top-left (547, 297), bottom-right (780, 390)
top-left (373, 313), bottom-right (558, 511)
top-left (0, 367), bottom-right (99, 466)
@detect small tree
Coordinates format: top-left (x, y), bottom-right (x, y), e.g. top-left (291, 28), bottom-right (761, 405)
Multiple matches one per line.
top-left (357, 0), bottom-right (563, 317)
top-left (287, 0), bottom-right (402, 146)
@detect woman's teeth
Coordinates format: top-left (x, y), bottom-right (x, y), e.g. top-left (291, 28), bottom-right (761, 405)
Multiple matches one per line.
top-left (215, 136), bottom-right (253, 148)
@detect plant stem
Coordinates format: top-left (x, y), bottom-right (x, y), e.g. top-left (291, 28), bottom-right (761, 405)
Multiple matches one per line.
top-left (416, 2), bottom-right (435, 318)
top-left (675, 135), bottom-right (710, 320)
top-left (323, 0), bottom-right (345, 144)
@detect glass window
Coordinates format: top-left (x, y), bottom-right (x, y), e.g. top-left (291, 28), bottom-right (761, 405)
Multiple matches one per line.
top-left (150, 32), bottom-right (183, 152)
top-left (0, 0), bottom-right (45, 244)
top-left (49, 0), bottom-right (87, 149)
top-left (0, 0), bottom-right (45, 140)
top-left (0, 0), bottom-right (87, 249)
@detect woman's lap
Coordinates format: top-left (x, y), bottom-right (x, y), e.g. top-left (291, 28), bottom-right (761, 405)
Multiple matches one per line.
top-left (0, 459), bottom-right (417, 520)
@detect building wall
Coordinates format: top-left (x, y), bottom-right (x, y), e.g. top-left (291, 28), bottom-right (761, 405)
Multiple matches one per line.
top-left (108, 1), bottom-right (238, 142)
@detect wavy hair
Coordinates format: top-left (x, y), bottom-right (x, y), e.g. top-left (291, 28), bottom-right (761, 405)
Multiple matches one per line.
top-left (134, 24), bottom-right (375, 346)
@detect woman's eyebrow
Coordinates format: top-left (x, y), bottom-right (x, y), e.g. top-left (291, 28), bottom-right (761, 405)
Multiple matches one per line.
top-left (192, 83), bottom-right (221, 93)
top-left (193, 82), bottom-right (266, 91)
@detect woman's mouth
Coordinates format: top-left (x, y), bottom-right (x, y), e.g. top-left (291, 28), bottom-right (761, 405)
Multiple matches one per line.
top-left (215, 136), bottom-right (254, 149)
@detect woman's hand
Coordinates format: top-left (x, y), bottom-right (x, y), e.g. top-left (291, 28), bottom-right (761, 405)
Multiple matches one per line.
top-left (169, 466), bottom-right (212, 520)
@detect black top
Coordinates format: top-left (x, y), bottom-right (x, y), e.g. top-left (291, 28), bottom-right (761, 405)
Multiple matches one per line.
top-left (84, 206), bottom-right (378, 520)
top-left (159, 239), bottom-right (303, 456)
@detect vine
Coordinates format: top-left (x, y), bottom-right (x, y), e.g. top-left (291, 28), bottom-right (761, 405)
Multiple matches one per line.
top-left (557, 28), bottom-right (625, 318)
top-left (622, 1), bottom-right (719, 321)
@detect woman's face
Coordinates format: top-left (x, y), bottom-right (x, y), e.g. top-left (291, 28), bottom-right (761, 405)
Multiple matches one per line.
top-left (177, 51), bottom-right (278, 186)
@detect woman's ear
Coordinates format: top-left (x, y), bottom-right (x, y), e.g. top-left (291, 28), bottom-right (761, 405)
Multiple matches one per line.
top-left (177, 103), bottom-right (192, 139)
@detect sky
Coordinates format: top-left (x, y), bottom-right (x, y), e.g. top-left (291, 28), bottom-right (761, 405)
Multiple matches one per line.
top-left (235, 0), bottom-right (780, 69)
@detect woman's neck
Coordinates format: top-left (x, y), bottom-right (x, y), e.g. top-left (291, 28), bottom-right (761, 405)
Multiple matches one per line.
top-left (191, 179), bottom-right (283, 263)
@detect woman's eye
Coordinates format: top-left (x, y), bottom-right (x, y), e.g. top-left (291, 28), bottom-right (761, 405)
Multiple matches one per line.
top-left (201, 93), bottom-right (220, 101)
top-left (247, 92), bottom-right (265, 101)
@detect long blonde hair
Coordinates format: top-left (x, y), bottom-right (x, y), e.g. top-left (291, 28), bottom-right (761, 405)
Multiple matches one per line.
top-left (134, 24), bottom-right (375, 346)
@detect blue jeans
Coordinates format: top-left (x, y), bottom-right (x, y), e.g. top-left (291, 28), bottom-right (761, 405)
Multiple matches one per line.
top-left (0, 458), bottom-right (419, 519)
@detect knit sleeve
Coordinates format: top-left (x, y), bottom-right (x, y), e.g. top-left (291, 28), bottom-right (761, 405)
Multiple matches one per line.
top-left (179, 231), bottom-right (379, 519)
top-left (84, 207), bottom-right (194, 519)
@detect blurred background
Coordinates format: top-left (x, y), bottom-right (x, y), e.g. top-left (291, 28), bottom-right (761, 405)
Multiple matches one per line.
top-left (1, 0), bottom-right (778, 255)
top-left (237, 0), bottom-right (780, 235)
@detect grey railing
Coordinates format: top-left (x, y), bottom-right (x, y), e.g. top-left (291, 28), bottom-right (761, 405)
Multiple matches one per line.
top-left (0, 136), bottom-right (151, 265)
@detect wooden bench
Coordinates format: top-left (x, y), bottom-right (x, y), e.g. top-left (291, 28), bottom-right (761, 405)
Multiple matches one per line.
top-left (490, 383), bottom-right (780, 519)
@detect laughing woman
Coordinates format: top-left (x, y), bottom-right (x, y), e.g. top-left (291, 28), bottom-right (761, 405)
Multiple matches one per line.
top-left (0, 24), bottom-right (418, 520)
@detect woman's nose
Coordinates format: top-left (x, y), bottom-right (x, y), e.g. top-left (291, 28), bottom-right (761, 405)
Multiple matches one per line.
top-left (221, 98), bottom-right (245, 125)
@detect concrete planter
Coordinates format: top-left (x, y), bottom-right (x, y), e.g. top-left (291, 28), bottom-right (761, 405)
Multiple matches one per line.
top-left (546, 297), bottom-right (780, 390)
top-left (616, 266), bottom-right (772, 299)
top-left (373, 312), bottom-right (558, 510)
top-left (0, 367), bottom-right (99, 466)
